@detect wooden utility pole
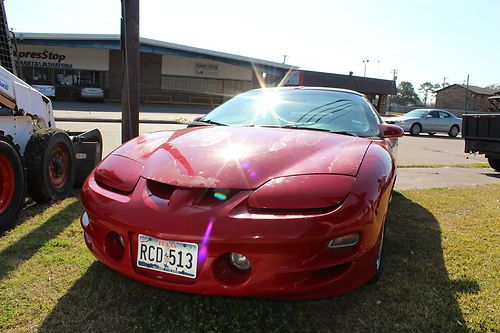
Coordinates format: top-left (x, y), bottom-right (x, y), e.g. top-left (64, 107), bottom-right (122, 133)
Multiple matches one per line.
top-left (464, 74), bottom-right (470, 111)
top-left (121, 0), bottom-right (140, 143)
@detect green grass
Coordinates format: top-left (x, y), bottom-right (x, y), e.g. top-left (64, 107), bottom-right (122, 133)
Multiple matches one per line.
top-left (0, 186), bottom-right (499, 332)
top-left (398, 163), bottom-right (491, 169)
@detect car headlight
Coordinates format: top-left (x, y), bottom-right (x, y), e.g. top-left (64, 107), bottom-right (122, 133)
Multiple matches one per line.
top-left (94, 155), bottom-right (144, 193)
top-left (248, 174), bottom-right (354, 210)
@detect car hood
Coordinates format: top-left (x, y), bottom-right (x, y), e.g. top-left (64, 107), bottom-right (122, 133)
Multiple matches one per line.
top-left (111, 126), bottom-right (371, 189)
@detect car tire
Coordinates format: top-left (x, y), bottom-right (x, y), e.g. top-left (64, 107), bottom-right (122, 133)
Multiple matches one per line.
top-left (25, 129), bottom-right (76, 203)
top-left (0, 136), bottom-right (25, 231)
top-left (448, 125), bottom-right (460, 138)
top-left (368, 222), bottom-right (386, 284)
top-left (488, 157), bottom-right (500, 172)
top-left (427, 132), bottom-right (435, 136)
top-left (409, 123), bottom-right (421, 136)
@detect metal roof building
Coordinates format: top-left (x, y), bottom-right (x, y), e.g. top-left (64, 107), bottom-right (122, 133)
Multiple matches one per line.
top-left (14, 32), bottom-right (292, 104)
top-left (285, 70), bottom-right (397, 113)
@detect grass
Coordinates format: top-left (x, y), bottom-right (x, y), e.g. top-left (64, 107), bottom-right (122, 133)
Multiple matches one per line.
top-left (0, 185), bottom-right (499, 332)
top-left (398, 163), bottom-right (491, 169)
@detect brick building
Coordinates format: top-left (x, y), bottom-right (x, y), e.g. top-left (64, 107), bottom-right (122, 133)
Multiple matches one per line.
top-left (435, 84), bottom-right (499, 111)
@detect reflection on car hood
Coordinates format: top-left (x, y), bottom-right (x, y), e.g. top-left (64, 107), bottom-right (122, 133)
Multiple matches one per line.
top-left (111, 126), bottom-right (371, 189)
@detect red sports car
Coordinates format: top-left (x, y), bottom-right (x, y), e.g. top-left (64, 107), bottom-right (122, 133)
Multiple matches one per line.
top-left (80, 87), bottom-right (403, 299)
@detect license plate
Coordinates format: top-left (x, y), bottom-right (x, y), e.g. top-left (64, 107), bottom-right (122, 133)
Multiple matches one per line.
top-left (137, 234), bottom-right (198, 278)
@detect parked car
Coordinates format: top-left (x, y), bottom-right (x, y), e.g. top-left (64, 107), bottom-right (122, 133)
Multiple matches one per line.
top-left (80, 87), bottom-right (404, 299)
top-left (79, 85), bottom-right (104, 101)
top-left (32, 83), bottom-right (56, 98)
top-left (383, 108), bottom-right (461, 137)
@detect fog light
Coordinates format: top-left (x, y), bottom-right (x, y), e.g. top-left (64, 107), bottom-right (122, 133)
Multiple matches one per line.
top-left (230, 252), bottom-right (251, 270)
top-left (81, 212), bottom-right (90, 228)
top-left (328, 233), bottom-right (360, 249)
top-left (105, 231), bottom-right (125, 261)
top-left (84, 232), bottom-right (92, 245)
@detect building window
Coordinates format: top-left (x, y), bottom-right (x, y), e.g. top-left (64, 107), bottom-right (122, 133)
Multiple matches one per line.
top-left (33, 67), bottom-right (50, 84)
top-left (19, 66), bottom-right (105, 87)
top-left (56, 69), bottom-right (79, 86)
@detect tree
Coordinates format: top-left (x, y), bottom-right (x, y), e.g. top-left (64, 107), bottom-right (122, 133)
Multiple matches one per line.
top-left (393, 81), bottom-right (421, 106)
top-left (419, 82), bottom-right (441, 106)
top-left (486, 83), bottom-right (500, 91)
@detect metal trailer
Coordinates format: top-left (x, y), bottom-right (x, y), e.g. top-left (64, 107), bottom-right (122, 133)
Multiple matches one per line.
top-left (462, 96), bottom-right (500, 172)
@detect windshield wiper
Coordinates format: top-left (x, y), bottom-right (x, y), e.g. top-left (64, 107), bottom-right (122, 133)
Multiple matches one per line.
top-left (187, 119), bottom-right (228, 127)
top-left (274, 124), bottom-right (359, 137)
top-left (262, 124), bottom-right (359, 137)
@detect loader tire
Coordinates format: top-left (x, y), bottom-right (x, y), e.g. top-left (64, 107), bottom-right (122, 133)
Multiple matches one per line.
top-left (25, 129), bottom-right (76, 203)
top-left (0, 136), bottom-right (25, 231)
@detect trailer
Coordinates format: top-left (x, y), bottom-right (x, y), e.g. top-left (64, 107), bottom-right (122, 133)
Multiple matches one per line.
top-left (462, 95), bottom-right (500, 172)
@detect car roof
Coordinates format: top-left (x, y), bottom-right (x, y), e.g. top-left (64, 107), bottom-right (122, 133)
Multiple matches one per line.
top-left (410, 108), bottom-right (451, 113)
top-left (251, 86), bottom-right (366, 97)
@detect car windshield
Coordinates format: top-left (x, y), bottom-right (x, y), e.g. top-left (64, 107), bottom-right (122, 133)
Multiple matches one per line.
top-left (201, 89), bottom-right (381, 137)
top-left (405, 109), bottom-right (428, 118)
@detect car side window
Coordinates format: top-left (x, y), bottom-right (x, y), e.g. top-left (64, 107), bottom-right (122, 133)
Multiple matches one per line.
top-left (429, 111), bottom-right (439, 118)
top-left (439, 111), bottom-right (451, 118)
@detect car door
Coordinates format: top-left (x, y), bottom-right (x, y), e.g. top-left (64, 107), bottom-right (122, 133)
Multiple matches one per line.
top-left (423, 110), bottom-right (440, 132)
top-left (438, 111), bottom-right (454, 132)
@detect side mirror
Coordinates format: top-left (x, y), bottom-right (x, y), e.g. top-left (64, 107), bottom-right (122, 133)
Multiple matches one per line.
top-left (193, 116), bottom-right (203, 122)
top-left (379, 123), bottom-right (404, 138)
top-left (425, 114), bottom-right (433, 118)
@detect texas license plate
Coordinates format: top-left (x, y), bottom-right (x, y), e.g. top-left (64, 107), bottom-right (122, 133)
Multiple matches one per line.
top-left (137, 234), bottom-right (198, 278)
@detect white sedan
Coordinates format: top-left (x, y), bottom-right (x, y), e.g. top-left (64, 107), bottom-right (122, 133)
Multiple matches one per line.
top-left (383, 109), bottom-right (462, 137)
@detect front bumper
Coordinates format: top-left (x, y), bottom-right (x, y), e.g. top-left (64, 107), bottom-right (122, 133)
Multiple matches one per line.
top-left (81, 176), bottom-right (387, 300)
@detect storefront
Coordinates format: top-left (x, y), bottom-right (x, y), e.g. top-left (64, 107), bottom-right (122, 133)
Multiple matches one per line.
top-left (15, 43), bottom-right (109, 99)
top-left (15, 33), bottom-right (291, 103)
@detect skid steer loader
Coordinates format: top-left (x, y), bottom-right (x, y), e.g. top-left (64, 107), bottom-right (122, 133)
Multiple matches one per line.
top-left (0, 1), bottom-right (102, 230)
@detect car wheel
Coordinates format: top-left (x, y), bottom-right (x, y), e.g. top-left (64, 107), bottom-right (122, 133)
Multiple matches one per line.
top-left (448, 125), bottom-right (459, 138)
top-left (427, 132), bottom-right (436, 136)
top-left (25, 129), bottom-right (76, 203)
top-left (0, 137), bottom-right (25, 231)
top-left (488, 157), bottom-right (500, 172)
top-left (368, 223), bottom-right (386, 284)
top-left (409, 123), bottom-right (421, 136)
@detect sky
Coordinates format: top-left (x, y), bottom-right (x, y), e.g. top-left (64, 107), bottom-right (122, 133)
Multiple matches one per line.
top-left (5, 0), bottom-right (500, 93)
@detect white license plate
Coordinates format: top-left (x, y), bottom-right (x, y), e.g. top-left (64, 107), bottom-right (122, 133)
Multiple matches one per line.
top-left (137, 234), bottom-right (198, 278)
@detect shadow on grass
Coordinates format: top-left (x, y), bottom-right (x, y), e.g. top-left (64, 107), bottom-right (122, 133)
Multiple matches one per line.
top-left (39, 193), bottom-right (477, 332)
top-left (0, 201), bottom-right (80, 281)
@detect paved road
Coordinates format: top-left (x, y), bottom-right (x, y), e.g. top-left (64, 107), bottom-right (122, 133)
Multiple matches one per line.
top-left (396, 134), bottom-right (485, 166)
top-left (395, 167), bottom-right (500, 190)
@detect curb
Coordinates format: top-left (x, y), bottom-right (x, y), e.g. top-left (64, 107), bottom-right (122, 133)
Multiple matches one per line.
top-left (55, 117), bottom-right (189, 125)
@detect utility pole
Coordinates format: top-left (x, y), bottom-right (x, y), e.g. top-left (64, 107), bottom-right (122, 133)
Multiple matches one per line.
top-left (391, 69), bottom-right (398, 81)
top-left (442, 76), bottom-right (447, 87)
top-left (363, 59), bottom-right (369, 77)
top-left (282, 55), bottom-right (288, 64)
top-left (464, 74), bottom-right (470, 111)
top-left (121, 0), bottom-right (140, 143)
